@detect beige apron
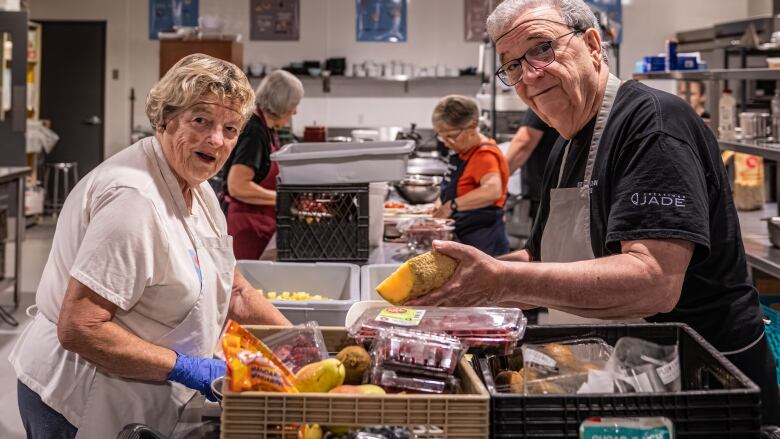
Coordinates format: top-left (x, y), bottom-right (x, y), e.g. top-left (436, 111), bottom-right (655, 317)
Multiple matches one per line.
top-left (73, 138), bottom-right (234, 438)
top-left (540, 73), bottom-right (623, 325)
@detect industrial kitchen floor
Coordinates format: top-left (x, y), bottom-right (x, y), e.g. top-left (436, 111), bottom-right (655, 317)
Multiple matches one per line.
top-left (0, 218), bottom-right (56, 438)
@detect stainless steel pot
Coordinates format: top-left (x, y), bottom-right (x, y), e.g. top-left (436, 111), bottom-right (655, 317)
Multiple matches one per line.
top-left (394, 174), bottom-right (442, 204)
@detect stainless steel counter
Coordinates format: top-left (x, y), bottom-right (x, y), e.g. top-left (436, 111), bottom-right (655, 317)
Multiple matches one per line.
top-left (738, 203), bottom-right (780, 279)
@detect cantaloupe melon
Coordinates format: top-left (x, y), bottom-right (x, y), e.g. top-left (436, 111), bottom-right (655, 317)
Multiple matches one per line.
top-left (375, 251), bottom-right (457, 305)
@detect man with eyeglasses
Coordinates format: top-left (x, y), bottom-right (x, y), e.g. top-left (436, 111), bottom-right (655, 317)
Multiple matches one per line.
top-left (408, 0), bottom-right (778, 423)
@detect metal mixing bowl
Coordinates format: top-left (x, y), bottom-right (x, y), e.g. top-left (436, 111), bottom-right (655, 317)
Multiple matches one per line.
top-left (394, 174), bottom-right (442, 204)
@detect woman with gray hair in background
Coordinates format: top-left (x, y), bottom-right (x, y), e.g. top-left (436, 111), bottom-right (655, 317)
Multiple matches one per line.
top-left (221, 69), bottom-right (304, 259)
top-left (9, 53), bottom-right (289, 439)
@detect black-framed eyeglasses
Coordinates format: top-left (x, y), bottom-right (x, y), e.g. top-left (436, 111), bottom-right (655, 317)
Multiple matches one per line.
top-left (495, 29), bottom-right (584, 87)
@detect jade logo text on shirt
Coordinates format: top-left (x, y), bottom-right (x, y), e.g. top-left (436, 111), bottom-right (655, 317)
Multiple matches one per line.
top-left (630, 192), bottom-right (686, 207)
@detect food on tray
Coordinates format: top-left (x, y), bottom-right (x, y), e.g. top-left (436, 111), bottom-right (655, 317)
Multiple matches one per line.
top-left (375, 251), bottom-right (457, 305)
top-left (349, 307), bottom-right (526, 355)
top-left (384, 201), bottom-right (407, 209)
top-left (295, 358), bottom-right (346, 393)
top-left (399, 219), bottom-right (455, 251)
top-left (329, 384), bottom-right (386, 395)
top-left (261, 322), bottom-right (329, 373)
top-left (257, 289), bottom-right (331, 301)
top-left (220, 320), bottom-right (298, 393)
top-left (336, 345), bottom-right (372, 385)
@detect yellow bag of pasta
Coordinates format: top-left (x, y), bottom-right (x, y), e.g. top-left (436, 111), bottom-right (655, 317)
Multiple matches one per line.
top-left (221, 320), bottom-right (298, 393)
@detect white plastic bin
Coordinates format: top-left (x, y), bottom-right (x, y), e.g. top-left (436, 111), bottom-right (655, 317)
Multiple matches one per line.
top-left (360, 263), bottom-right (401, 301)
top-left (271, 141), bottom-right (414, 184)
top-left (237, 260), bottom-right (360, 326)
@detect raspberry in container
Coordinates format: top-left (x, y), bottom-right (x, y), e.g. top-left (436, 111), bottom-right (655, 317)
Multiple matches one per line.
top-left (348, 306), bottom-right (526, 354)
top-left (370, 327), bottom-right (466, 376)
top-left (259, 321), bottom-right (329, 373)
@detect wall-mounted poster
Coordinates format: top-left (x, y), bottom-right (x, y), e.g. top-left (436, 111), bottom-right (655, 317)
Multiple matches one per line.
top-left (250, 0), bottom-right (300, 41)
top-left (585, 0), bottom-right (622, 45)
top-left (464, 0), bottom-right (502, 42)
top-left (356, 0), bottom-right (407, 43)
top-left (149, 0), bottom-right (199, 40)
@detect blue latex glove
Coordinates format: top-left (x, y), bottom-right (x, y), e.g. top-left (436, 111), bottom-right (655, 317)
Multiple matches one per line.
top-left (167, 352), bottom-right (226, 402)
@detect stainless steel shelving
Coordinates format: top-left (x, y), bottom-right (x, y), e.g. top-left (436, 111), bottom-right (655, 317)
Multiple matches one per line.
top-left (718, 138), bottom-right (780, 161)
top-left (633, 68), bottom-right (780, 81)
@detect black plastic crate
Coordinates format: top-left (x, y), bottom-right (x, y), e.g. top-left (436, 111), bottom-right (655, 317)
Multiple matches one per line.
top-left (276, 184), bottom-right (369, 262)
top-left (474, 323), bottom-right (762, 439)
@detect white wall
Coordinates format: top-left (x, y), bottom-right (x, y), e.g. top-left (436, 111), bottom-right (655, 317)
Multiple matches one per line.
top-left (29, 0), bottom-right (482, 157)
top-left (747, 0), bottom-right (772, 17)
top-left (28, 0), bottom-right (760, 159)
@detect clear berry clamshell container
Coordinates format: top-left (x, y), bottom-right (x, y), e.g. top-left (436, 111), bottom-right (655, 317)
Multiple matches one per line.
top-left (370, 365), bottom-right (461, 394)
top-left (370, 327), bottom-right (466, 375)
top-left (349, 307), bottom-right (526, 355)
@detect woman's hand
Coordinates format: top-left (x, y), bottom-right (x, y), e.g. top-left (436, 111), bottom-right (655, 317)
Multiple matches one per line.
top-left (433, 202), bottom-right (453, 219)
top-left (167, 353), bottom-right (226, 401)
top-left (406, 240), bottom-right (510, 307)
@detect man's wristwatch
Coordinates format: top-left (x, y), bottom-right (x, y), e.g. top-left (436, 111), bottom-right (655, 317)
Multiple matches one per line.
top-left (450, 199), bottom-right (458, 213)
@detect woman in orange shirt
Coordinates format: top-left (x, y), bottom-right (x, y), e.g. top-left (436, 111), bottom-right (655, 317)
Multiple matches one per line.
top-left (432, 95), bottom-right (510, 256)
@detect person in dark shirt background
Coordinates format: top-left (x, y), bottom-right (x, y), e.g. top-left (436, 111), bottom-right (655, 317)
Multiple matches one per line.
top-left (506, 109), bottom-right (559, 219)
top-left (677, 80), bottom-right (710, 120)
top-left (220, 70), bottom-right (303, 259)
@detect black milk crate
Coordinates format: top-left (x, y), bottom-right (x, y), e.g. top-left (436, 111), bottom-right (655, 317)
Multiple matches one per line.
top-left (475, 323), bottom-right (762, 439)
top-left (276, 184), bottom-right (369, 262)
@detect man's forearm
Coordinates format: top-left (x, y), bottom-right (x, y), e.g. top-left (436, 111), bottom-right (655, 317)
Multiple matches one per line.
top-left (501, 253), bottom-right (680, 319)
top-left (497, 249), bottom-right (532, 262)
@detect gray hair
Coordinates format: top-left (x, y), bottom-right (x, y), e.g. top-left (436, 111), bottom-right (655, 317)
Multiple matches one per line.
top-left (255, 70), bottom-right (304, 118)
top-left (487, 0), bottom-right (608, 63)
top-left (431, 95), bottom-right (480, 130)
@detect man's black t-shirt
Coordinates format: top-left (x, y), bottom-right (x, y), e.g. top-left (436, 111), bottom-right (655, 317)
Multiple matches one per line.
top-left (220, 113), bottom-right (273, 196)
top-left (525, 80), bottom-right (764, 352)
top-left (521, 110), bottom-right (559, 201)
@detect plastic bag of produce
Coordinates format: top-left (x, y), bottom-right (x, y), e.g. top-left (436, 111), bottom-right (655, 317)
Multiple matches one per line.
top-left (221, 320), bottom-right (298, 393)
top-left (608, 337), bottom-right (681, 393)
top-left (261, 321), bottom-right (329, 373)
top-left (520, 338), bottom-right (613, 395)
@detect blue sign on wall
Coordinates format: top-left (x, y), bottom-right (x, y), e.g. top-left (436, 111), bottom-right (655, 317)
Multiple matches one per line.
top-left (585, 0), bottom-right (622, 45)
top-left (149, 0), bottom-right (199, 40)
top-left (356, 0), bottom-right (407, 43)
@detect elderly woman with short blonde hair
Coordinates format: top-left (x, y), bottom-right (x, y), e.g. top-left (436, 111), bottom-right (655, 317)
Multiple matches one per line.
top-left (221, 69), bottom-right (304, 259)
top-left (10, 53), bottom-right (289, 439)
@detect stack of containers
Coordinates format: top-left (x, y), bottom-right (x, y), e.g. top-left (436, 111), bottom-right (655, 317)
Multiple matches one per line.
top-left (271, 141), bottom-right (414, 262)
top-left (370, 327), bottom-right (466, 394)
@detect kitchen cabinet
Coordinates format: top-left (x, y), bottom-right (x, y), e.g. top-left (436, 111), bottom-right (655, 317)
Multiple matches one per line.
top-left (159, 40), bottom-right (243, 78)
